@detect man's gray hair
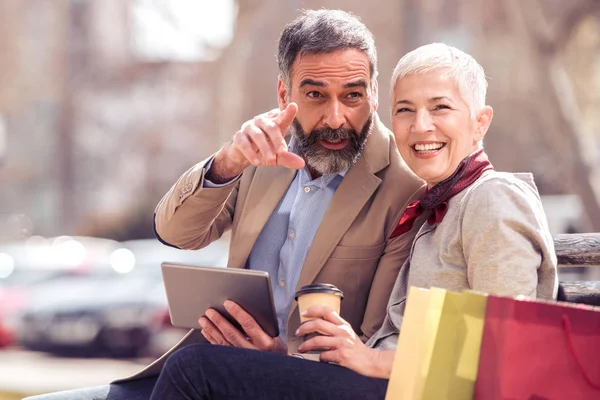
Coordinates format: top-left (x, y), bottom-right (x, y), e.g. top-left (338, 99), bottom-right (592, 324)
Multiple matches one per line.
top-left (277, 9), bottom-right (378, 89)
top-left (390, 43), bottom-right (488, 118)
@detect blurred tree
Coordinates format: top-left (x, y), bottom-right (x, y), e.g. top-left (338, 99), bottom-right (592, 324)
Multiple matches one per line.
top-left (1, 0), bottom-right (599, 239)
top-left (504, 0), bottom-right (600, 231)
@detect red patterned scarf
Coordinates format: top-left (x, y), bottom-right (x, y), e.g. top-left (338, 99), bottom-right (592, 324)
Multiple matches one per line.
top-left (390, 148), bottom-right (494, 239)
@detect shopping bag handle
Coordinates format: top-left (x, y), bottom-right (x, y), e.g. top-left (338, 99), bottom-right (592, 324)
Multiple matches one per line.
top-left (562, 314), bottom-right (600, 390)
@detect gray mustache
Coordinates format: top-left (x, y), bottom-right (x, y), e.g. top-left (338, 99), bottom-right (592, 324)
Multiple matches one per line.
top-left (311, 128), bottom-right (353, 141)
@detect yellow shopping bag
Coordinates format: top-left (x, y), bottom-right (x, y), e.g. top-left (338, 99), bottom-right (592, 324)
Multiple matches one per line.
top-left (386, 288), bottom-right (487, 400)
top-left (421, 289), bottom-right (487, 399)
top-left (386, 287), bottom-right (431, 399)
top-left (448, 290), bottom-right (488, 397)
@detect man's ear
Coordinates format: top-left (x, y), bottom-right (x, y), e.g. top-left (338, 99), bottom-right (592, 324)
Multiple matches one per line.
top-left (371, 80), bottom-right (379, 112)
top-left (474, 105), bottom-right (493, 143)
top-left (277, 76), bottom-right (289, 111)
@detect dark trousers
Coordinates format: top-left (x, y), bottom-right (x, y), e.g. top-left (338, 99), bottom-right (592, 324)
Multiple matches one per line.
top-left (150, 344), bottom-right (388, 400)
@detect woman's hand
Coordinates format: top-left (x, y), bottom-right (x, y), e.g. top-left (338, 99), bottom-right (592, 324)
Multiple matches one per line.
top-left (296, 306), bottom-right (395, 378)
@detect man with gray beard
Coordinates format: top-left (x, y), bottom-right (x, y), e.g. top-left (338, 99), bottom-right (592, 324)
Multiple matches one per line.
top-left (152, 8), bottom-right (425, 363)
top-left (24, 9), bottom-right (423, 400)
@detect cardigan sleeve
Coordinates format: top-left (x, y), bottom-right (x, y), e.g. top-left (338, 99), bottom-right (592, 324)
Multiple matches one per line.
top-left (459, 174), bottom-right (557, 299)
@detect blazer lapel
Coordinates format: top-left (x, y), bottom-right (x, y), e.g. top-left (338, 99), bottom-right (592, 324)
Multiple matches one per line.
top-left (228, 166), bottom-right (296, 270)
top-left (292, 154), bottom-right (382, 299)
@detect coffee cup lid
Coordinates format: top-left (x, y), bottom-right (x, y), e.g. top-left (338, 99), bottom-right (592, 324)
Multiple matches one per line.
top-left (294, 283), bottom-right (344, 300)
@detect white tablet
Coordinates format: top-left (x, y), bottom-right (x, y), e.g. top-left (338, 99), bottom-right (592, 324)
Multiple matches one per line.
top-left (161, 262), bottom-right (279, 338)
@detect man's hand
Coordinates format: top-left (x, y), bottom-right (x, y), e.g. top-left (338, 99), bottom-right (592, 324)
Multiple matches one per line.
top-left (296, 306), bottom-right (395, 379)
top-left (207, 103), bottom-right (306, 183)
top-left (199, 300), bottom-right (287, 354)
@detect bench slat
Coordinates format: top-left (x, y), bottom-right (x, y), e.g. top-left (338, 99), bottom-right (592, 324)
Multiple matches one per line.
top-left (558, 281), bottom-right (600, 306)
top-left (554, 233), bottom-right (600, 266)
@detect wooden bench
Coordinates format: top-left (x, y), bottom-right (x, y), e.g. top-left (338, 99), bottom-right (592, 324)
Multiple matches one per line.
top-left (554, 233), bottom-right (600, 306)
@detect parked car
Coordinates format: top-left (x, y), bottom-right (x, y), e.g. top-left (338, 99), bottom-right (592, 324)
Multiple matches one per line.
top-left (18, 234), bottom-right (230, 358)
top-left (0, 236), bottom-right (122, 349)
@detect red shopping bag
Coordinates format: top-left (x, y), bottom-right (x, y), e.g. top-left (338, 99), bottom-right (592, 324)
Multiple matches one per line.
top-left (474, 296), bottom-right (600, 400)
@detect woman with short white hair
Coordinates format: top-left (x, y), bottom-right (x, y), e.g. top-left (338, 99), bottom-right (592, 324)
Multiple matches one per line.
top-left (147, 43), bottom-right (558, 400)
top-left (367, 42), bottom-right (558, 352)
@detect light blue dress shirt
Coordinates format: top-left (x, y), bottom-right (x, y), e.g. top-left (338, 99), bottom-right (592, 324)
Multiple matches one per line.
top-left (204, 140), bottom-right (346, 343)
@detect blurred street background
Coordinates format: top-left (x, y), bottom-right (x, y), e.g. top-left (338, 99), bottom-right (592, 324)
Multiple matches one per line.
top-left (0, 0), bottom-right (599, 398)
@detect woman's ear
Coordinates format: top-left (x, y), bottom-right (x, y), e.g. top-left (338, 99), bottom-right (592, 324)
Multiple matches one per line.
top-left (277, 76), bottom-right (289, 111)
top-left (474, 106), bottom-right (493, 143)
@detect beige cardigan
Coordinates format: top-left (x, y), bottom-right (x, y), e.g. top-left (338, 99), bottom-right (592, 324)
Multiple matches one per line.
top-left (367, 170), bottom-right (558, 350)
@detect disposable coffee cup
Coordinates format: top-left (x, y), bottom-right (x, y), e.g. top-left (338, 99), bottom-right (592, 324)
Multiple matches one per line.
top-left (294, 283), bottom-right (344, 361)
top-left (295, 283), bottom-right (344, 322)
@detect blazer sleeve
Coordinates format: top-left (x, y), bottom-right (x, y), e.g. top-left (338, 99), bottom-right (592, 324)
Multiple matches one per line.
top-left (154, 155), bottom-right (240, 250)
top-left (359, 185), bottom-right (426, 340)
top-left (460, 177), bottom-right (558, 299)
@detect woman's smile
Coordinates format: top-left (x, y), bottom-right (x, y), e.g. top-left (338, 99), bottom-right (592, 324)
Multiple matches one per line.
top-left (411, 141), bottom-right (447, 158)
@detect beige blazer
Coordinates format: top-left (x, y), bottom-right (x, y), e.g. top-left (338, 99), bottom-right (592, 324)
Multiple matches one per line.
top-left (116, 115), bottom-right (424, 382)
